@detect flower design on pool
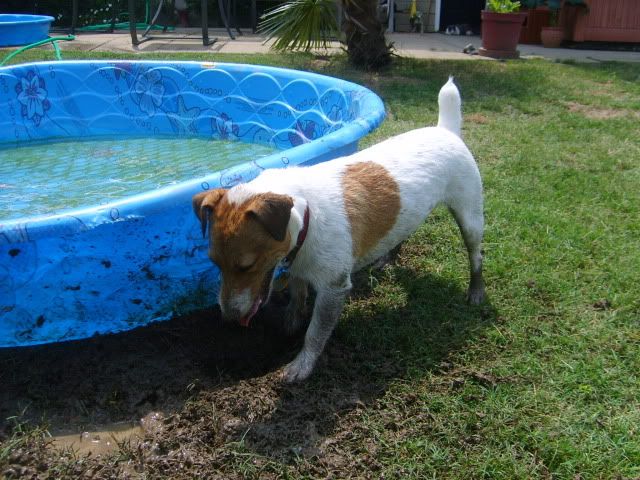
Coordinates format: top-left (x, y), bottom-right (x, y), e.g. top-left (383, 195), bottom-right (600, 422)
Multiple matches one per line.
top-left (15, 71), bottom-right (51, 127)
top-left (113, 62), bottom-right (134, 80)
top-left (346, 91), bottom-right (362, 121)
top-left (167, 95), bottom-right (201, 135)
top-left (325, 104), bottom-right (343, 123)
top-left (132, 69), bottom-right (165, 116)
top-left (213, 113), bottom-right (239, 140)
top-left (289, 120), bottom-right (317, 146)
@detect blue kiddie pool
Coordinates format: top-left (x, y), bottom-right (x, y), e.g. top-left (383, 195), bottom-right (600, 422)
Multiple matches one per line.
top-left (0, 14), bottom-right (55, 47)
top-left (0, 60), bottom-right (385, 347)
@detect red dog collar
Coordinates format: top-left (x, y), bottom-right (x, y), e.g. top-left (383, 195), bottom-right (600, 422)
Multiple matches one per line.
top-left (283, 205), bottom-right (310, 267)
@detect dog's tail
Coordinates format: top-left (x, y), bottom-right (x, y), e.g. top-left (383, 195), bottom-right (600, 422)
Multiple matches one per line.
top-left (437, 76), bottom-right (462, 137)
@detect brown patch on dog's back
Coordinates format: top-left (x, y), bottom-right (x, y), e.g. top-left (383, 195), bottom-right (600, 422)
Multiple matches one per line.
top-left (342, 162), bottom-right (401, 259)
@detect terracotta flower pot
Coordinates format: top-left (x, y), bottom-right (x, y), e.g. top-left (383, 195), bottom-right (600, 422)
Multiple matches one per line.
top-left (540, 26), bottom-right (564, 47)
top-left (480, 10), bottom-right (527, 59)
top-left (519, 7), bottom-right (551, 44)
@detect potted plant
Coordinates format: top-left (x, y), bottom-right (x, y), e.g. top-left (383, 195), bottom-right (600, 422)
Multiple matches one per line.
top-left (540, 0), bottom-right (564, 46)
top-left (480, 0), bottom-right (528, 59)
top-left (561, 0), bottom-right (588, 42)
top-left (519, 0), bottom-right (551, 44)
top-left (540, 0), bottom-right (585, 47)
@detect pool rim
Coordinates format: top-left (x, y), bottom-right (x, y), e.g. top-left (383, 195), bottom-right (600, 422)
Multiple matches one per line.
top-left (0, 60), bottom-right (385, 239)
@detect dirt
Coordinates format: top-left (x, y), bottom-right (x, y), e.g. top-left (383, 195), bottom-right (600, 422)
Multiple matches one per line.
top-left (465, 113), bottom-right (490, 124)
top-left (564, 101), bottom-right (640, 120)
top-left (0, 257), bottom-right (498, 480)
top-left (0, 288), bottom-right (407, 479)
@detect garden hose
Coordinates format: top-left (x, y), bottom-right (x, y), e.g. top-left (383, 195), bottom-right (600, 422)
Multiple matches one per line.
top-left (1, 35), bottom-right (75, 66)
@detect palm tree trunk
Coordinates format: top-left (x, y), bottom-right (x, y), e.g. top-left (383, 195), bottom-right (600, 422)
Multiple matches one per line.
top-left (341, 0), bottom-right (393, 70)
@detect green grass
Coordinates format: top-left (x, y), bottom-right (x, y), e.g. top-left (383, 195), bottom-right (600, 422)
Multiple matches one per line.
top-left (2, 47), bottom-right (639, 478)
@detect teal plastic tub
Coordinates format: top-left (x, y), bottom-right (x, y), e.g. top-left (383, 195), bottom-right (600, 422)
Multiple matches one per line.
top-left (0, 14), bottom-right (54, 47)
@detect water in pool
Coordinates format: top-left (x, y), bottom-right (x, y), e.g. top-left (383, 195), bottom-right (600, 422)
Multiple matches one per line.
top-left (0, 136), bottom-right (276, 221)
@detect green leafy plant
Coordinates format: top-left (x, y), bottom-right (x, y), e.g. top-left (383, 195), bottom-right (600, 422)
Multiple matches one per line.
top-left (258, 0), bottom-right (393, 70)
top-left (486, 0), bottom-right (522, 13)
top-left (544, 0), bottom-right (586, 26)
top-left (519, 1), bottom-right (587, 10)
top-left (258, 0), bottom-right (339, 52)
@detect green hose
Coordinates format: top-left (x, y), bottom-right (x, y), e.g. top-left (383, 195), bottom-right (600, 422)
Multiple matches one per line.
top-left (1, 35), bottom-right (76, 66)
top-left (77, 21), bottom-right (173, 32)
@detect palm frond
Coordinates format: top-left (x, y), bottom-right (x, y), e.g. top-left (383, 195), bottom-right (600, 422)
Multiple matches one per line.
top-left (258, 0), bottom-right (339, 52)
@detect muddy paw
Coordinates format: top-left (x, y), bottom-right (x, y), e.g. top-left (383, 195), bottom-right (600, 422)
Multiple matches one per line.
top-left (467, 287), bottom-right (485, 305)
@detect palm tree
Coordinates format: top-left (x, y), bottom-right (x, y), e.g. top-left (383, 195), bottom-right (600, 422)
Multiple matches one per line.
top-left (259, 0), bottom-right (393, 70)
top-left (342, 0), bottom-right (393, 69)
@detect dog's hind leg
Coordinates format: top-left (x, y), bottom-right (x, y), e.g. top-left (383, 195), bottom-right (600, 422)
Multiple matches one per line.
top-left (369, 243), bottom-right (402, 271)
top-left (448, 199), bottom-right (485, 305)
top-left (282, 275), bottom-right (352, 382)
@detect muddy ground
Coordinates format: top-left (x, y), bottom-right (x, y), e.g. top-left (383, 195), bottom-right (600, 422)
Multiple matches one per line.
top-left (0, 260), bottom-right (494, 480)
top-left (0, 280), bottom-right (418, 479)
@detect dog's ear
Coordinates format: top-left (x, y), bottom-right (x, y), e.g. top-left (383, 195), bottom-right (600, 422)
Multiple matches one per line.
top-left (192, 189), bottom-right (226, 238)
top-left (246, 193), bottom-right (294, 242)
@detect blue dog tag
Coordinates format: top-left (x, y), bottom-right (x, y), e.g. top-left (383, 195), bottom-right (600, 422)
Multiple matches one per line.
top-left (273, 264), bottom-right (290, 291)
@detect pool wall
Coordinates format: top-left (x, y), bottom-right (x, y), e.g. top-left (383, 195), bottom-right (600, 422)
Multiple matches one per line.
top-left (0, 60), bottom-right (385, 347)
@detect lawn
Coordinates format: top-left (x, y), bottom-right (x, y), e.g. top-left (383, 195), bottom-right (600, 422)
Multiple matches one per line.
top-left (1, 48), bottom-right (639, 479)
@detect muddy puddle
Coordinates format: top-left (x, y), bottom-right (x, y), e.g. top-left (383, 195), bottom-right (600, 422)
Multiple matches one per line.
top-left (51, 423), bottom-right (143, 457)
top-left (48, 412), bottom-right (165, 457)
top-left (0, 300), bottom-right (295, 442)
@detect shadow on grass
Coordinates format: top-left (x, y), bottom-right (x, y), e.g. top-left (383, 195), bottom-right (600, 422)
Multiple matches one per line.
top-left (337, 56), bottom-right (560, 114)
top-left (231, 266), bottom-right (498, 461)
top-left (555, 60), bottom-right (640, 84)
top-left (0, 304), bottom-right (291, 432)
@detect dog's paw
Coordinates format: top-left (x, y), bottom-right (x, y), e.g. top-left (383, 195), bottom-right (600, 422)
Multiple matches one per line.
top-left (467, 287), bottom-right (485, 305)
top-left (281, 352), bottom-right (316, 383)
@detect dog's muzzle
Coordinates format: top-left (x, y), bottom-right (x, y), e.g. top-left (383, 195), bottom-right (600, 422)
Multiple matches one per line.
top-left (221, 266), bottom-right (276, 327)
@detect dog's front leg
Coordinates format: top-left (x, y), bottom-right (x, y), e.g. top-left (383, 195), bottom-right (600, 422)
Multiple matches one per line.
top-left (282, 276), bottom-right (309, 336)
top-left (282, 275), bottom-right (352, 383)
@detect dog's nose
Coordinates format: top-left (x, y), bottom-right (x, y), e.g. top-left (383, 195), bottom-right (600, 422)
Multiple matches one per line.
top-left (219, 303), bottom-right (242, 323)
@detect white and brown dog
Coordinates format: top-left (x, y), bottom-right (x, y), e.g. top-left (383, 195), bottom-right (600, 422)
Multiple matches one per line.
top-left (193, 78), bottom-right (485, 382)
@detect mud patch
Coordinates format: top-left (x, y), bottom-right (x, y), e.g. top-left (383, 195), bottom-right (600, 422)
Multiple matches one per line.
top-left (0, 301), bottom-right (294, 443)
top-left (466, 113), bottom-right (490, 124)
top-left (51, 422), bottom-right (144, 457)
top-left (0, 292), bottom-right (400, 478)
top-left (0, 269), bottom-right (496, 478)
top-left (564, 101), bottom-right (639, 120)
top-left (308, 58), bottom-right (332, 70)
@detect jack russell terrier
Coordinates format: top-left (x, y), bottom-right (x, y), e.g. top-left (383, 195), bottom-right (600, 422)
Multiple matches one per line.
top-left (193, 78), bottom-right (485, 382)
